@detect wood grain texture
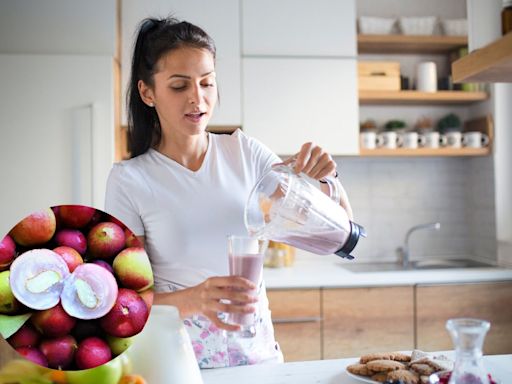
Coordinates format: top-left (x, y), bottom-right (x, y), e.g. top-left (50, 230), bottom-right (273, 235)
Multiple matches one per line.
top-left (267, 289), bottom-right (321, 361)
top-left (323, 287), bottom-right (414, 359)
top-left (452, 32), bottom-right (512, 82)
top-left (358, 34), bottom-right (467, 54)
top-left (416, 282), bottom-right (512, 354)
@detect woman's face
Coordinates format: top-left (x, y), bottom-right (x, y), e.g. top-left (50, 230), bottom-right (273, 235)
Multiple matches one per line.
top-left (141, 46), bottom-right (217, 138)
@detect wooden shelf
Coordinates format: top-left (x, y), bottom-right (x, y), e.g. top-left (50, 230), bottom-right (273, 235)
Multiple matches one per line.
top-left (359, 90), bottom-right (488, 105)
top-left (452, 32), bottom-right (512, 83)
top-left (358, 34), bottom-right (467, 54)
top-left (360, 147), bottom-right (490, 157)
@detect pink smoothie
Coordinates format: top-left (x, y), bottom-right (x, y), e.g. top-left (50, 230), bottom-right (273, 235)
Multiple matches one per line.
top-left (272, 228), bottom-right (348, 255)
top-left (228, 253), bottom-right (263, 325)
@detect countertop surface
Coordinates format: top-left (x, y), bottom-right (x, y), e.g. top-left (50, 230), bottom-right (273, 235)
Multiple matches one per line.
top-left (263, 254), bottom-right (512, 289)
top-left (202, 354), bottom-right (512, 384)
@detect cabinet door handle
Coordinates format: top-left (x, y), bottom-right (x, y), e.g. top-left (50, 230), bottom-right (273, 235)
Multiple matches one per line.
top-left (272, 317), bottom-right (322, 324)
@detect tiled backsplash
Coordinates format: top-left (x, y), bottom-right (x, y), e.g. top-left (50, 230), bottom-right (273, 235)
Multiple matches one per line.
top-left (330, 156), bottom-right (497, 263)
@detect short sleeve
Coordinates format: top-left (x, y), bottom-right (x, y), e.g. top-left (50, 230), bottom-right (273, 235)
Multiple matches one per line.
top-left (235, 129), bottom-right (281, 180)
top-left (104, 163), bottom-right (145, 236)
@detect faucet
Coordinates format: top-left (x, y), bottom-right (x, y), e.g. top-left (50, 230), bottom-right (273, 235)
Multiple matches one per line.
top-left (396, 222), bottom-right (441, 269)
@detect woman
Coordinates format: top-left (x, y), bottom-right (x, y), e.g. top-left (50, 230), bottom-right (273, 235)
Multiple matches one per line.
top-left (105, 17), bottom-right (352, 368)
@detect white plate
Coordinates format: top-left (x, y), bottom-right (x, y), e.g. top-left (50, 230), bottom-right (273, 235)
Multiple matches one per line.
top-left (345, 369), bottom-right (380, 383)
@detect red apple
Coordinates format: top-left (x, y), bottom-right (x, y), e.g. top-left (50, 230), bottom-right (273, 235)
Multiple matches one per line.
top-left (107, 215), bottom-right (126, 230)
top-left (0, 235), bottom-right (16, 270)
top-left (31, 303), bottom-right (76, 337)
top-left (40, 335), bottom-right (77, 369)
top-left (16, 346), bottom-right (48, 367)
top-left (59, 205), bottom-right (96, 229)
top-left (75, 337), bottom-right (112, 370)
top-left (87, 222), bottom-right (125, 259)
top-left (7, 323), bottom-right (41, 348)
top-left (124, 229), bottom-right (142, 248)
top-left (53, 246), bottom-right (84, 272)
top-left (113, 247), bottom-right (153, 292)
top-left (55, 229), bottom-right (87, 255)
top-left (9, 209), bottom-right (56, 246)
top-left (100, 288), bottom-right (149, 338)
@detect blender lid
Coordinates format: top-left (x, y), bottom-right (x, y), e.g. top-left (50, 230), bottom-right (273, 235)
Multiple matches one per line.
top-left (334, 221), bottom-right (366, 259)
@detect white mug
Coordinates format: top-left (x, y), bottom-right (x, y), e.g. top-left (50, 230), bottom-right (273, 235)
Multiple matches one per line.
top-left (445, 131), bottom-right (463, 148)
top-left (416, 62), bottom-right (437, 93)
top-left (462, 131), bottom-right (489, 148)
top-left (401, 132), bottom-right (426, 149)
top-left (424, 131), bottom-right (448, 148)
top-left (360, 131), bottom-right (382, 149)
top-left (377, 131), bottom-right (403, 149)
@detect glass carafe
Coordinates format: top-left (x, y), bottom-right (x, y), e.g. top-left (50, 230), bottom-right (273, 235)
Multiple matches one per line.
top-left (446, 318), bottom-right (491, 384)
top-left (244, 164), bottom-right (365, 259)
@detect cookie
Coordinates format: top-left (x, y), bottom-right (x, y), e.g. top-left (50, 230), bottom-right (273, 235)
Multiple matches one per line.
top-left (387, 369), bottom-right (420, 384)
top-left (410, 363), bottom-right (435, 376)
top-left (360, 351), bottom-right (411, 364)
top-left (360, 352), bottom-right (394, 364)
top-left (391, 352), bottom-right (411, 362)
top-left (346, 363), bottom-right (372, 377)
top-left (371, 372), bottom-right (388, 382)
top-left (367, 359), bottom-right (406, 373)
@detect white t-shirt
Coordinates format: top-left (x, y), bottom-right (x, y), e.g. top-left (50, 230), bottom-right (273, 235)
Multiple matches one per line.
top-left (105, 129), bottom-right (280, 291)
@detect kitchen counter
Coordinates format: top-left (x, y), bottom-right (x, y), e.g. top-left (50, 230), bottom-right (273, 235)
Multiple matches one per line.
top-left (263, 254), bottom-right (512, 289)
top-left (202, 354), bottom-right (512, 384)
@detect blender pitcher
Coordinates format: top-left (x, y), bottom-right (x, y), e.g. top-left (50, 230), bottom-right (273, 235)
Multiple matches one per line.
top-left (244, 164), bottom-right (365, 259)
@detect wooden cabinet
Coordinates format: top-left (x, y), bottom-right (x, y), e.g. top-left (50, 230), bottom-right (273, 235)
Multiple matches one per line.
top-left (121, 0), bottom-right (241, 126)
top-left (267, 289), bottom-right (322, 362)
top-left (242, 57), bottom-right (359, 156)
top-left (416, 281), bottom-right (512, 355)
top-left (268, 281), bottom-right (512, 361)
top-left (241, 0), bottom-right (356, 56)
top-left (323, 287), bottom-right (415, 359)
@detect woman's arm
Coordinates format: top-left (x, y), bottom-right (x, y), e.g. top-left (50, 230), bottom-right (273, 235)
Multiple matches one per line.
top-left (138, 236), bottom-right (258, 331)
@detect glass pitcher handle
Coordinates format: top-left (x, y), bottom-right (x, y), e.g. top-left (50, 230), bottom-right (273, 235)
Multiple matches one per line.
top-left (320, 173), bottom-right (342, 205)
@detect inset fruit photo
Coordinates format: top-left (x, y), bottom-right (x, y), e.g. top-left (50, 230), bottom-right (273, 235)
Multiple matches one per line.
top-left (0, 205), bottom-right (154, 371)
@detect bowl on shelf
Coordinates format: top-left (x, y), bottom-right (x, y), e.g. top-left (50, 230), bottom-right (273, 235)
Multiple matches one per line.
top-left (399, 16), bottom-right (437, 35)
top-left (441, 18), bottom-right (467, 36)
top-left (358, 16), bottom-right (396, 34)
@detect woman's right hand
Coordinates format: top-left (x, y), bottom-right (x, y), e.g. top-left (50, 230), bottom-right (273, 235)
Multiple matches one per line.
top-left (189, 276), bottom-right (259, 331)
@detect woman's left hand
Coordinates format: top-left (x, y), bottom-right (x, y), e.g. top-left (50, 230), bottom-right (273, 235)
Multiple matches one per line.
top-left (283, 142), bottom-right (353, 220)
top-left (284, 142), bottom-right (336, 180)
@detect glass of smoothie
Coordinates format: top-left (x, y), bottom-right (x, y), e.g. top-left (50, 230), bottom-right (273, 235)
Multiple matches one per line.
top-left (227, 235), bottom-right (267, 338)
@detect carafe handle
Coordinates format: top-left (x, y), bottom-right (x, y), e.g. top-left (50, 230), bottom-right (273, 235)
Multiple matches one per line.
top-left (319, 173), bottom-right (342, 205)
top-left (279, 162), bottom-right (342, 204)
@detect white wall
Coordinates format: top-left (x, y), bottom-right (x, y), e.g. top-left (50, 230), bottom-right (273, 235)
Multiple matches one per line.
top-left (0, 0), bottom-right (116, 55)
top-left (329, 156), bottom-right (496, 264)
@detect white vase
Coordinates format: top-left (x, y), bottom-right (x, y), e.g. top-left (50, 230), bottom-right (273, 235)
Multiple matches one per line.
top-left (127, 305), bottom-right (203, 384)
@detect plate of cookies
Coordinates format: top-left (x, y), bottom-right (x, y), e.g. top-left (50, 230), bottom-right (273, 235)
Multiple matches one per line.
top-left (345, 350), bottom-right (454, 384)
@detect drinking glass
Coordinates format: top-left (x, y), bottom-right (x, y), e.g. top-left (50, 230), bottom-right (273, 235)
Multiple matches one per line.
top-left (227, 235), bottom-right (267, 338)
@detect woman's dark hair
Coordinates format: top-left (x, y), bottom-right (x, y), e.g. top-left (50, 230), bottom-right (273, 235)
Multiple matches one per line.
top-left (127, 17), bottom-right (216, 157)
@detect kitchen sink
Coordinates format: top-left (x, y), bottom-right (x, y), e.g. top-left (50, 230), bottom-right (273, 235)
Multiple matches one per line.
top-left (341, 258), bottom-right (496, 273)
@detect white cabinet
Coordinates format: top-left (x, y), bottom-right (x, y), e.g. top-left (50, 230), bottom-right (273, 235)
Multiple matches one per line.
top-left (242, 0), bottom-right (356, 57)
top-left (242, 58), bottom-right (359, 156)
top-left (0, 0), bottom-right (116, 55)
top-left (121, 0), bottom-right (241, 126)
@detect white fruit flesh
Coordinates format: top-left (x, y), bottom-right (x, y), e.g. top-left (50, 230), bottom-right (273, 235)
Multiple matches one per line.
top-left (75, 278), bottom-right (99, 309)
top-left (25, 270), bottom-right (61, 293)
top-left (61, 263), bottom-right (118, 320)
top-left (10, 249), bottom-right (70, 310)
